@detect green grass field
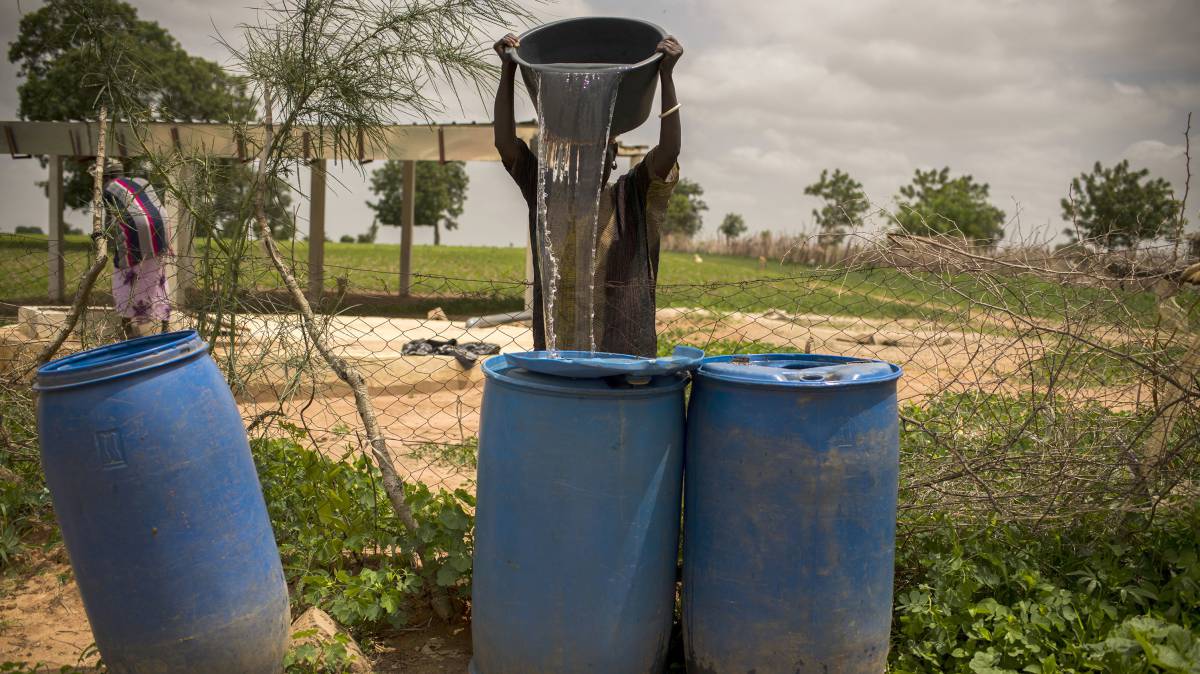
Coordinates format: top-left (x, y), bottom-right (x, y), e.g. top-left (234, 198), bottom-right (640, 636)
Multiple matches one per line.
top-left (2, 234), bottom-right (1191, 325)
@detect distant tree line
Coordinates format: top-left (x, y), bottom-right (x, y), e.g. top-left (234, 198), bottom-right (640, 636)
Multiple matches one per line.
top-left (656, 156), bottom-right (1185, 251)
top-left (792, 160), bottom-right (1183, 250)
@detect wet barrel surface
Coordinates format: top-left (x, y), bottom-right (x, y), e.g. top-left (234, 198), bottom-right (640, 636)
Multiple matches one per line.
top-left (471, 352), bottom-right (686, 674)
top-left (682, 354), bottom-right (902, 674)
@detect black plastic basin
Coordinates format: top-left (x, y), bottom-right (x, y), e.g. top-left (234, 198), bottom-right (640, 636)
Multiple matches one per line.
top-left (514, 17), bottom-right (667, 137)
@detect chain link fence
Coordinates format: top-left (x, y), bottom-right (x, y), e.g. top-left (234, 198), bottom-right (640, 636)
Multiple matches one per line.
top-left (2, 230), bottom-right (1198, 526)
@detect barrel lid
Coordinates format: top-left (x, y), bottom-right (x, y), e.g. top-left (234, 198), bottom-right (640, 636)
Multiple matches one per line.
top-left (34, 330), bottom-right (208, 391)
top-left (696, 353), bottom-right (901, 388)
top-left (483, 348), bottom-right (699, 396)
top-left (505, 346), bottom-right (703, 380)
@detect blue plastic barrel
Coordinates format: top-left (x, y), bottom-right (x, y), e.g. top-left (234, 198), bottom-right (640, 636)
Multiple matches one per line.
top-left (682, 354), bottom-right (902, 674)
top-left (35, 331), bottom-right (289, 674)
top-left (471, 351), bottom-right (689, 674)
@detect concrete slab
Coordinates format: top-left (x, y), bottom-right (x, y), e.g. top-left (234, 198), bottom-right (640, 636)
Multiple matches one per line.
top-left (17, 305), bottom-right (120, 340)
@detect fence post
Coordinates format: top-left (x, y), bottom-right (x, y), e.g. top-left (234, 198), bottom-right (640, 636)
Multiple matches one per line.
top-left (47, 155), bottom-right (65, 304)
top-left (308, 159), bottom-right (327, 299)
top-left (170, 164), bottom-right (194, 313)
top-left (399, 159), bottom-right (415, 297)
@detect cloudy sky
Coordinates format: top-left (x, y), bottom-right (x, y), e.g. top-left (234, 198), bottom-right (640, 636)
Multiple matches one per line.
top-left (2, 0), bottom-right (1198, 246)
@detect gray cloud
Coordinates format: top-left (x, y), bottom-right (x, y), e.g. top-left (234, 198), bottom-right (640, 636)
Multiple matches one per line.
top-left (2, 0), bottom-right (1198, 245)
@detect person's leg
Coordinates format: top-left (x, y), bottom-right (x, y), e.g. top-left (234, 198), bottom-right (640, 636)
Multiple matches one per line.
top-left (160, 320), bottom-right (170, 334)
top-left (120, 318), bottom-right (134, 340)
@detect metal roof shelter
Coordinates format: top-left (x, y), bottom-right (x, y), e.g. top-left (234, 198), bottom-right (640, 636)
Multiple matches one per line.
top-left (2, 120), bottom-right (648, 307)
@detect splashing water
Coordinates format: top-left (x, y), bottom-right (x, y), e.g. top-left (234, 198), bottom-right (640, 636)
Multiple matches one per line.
top-left (534, 69), bottom-right (624, 353)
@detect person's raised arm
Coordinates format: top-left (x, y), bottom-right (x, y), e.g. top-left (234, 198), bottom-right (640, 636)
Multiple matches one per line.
top-left (647, 36), bottom-right (683, 180)
top-left (493, 33), bottom-right (522, 166)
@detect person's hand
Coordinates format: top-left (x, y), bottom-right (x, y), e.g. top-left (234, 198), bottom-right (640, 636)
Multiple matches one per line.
top-left (494, 33), bottom-right (520, 67)
top-left (656, 35), bottom-right (683, 76)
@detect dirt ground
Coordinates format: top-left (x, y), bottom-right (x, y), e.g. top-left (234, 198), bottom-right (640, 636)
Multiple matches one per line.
top-left (0, 555), bottom-right (472, 672)
top-left (0, 553), bottom-right (96, 670)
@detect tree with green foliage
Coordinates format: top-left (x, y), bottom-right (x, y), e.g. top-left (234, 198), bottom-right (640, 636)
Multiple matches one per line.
top-left (804, 168), bottom-right (869, 245)
top-left (14, 226), bottom-right (44, 235)
top-left (893, 167), bottom-right (1006, 245)
top-left (367, 161), bottom-right (468, 245)
top-left (664, 178), bottom-right (707, 238)
top-left (356, 220), bottom-right (380, 244)
top-left (8, 0), bottom-right (254, 209)
top-left (1060, 160), bottom-right (1182, 250)
top-left (208, 162), bottom-right (294, 239)
top-left (718, 212), bottom-right (747, 242)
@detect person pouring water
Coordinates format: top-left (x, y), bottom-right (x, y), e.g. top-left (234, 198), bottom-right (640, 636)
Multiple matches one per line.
top-left (493, 32), bottom-right (683, 357)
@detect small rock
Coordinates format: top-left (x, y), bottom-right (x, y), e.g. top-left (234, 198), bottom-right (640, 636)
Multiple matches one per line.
top-left (290, 606), bottom-right (373, 673)
top-left (427, 307), bottom-right (449, 321)
top-left (419, 637), bottom-right (444, 659)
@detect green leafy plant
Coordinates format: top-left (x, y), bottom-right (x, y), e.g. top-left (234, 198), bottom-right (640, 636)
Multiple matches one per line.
top-left (0, 391), bottom-right (55, 570)
top-left (252, 435), bottom-right (474, 631)
top-left (284, 629), bottom-right (360, 673)
top-left (889, 506), bottom-right (1200, 673)
top-left (1086, 616), bottom-right (1200, 673)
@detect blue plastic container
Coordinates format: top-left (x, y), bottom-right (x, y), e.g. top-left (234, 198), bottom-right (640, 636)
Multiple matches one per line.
top-left (35, 331), bottom-right (290, 674)
top-left (471, 352), bottom-right (688, 674)
top-left (682, 354), bottom-right (902, 674)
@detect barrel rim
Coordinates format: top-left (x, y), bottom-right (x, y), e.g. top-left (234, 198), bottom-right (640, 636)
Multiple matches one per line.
top-left (34, 330), bottom-right (209, 391)
top-left (695, 353), bottom-right (903, 389)
top-left (512, 16), bottom-right (667, 74)
top-left (482, 353), bottom-right (688, 397)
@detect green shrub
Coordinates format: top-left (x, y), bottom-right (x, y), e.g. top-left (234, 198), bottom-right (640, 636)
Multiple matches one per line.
top-left (0, 391), bottom-right (55, 570)
top-left (890, 508), bottom-right (1200, 672)
top-left (251, 433), bottom-right (473, 632)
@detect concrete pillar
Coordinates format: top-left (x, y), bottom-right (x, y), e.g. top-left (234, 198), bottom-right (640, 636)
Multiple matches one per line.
top-left (47, 155), bottom-right (65, 303)
top-left (170, 164), bottom-right (195, 312)
top-left (307, 159), bottom-right (327, 299)
top-left (399, 160), bottom-right (415, 297)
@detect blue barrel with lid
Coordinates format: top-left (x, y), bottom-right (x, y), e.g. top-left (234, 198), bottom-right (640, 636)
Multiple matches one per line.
top-left (471, 349), bottom-right (700, 674)
top-left (682, 353), bottom-right (902, 674)
top-left (35, 331), bottom-right (289, 673)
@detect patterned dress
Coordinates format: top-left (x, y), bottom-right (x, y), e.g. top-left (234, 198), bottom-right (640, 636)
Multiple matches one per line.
top-left (104, 177), bottom-right (172, 323)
